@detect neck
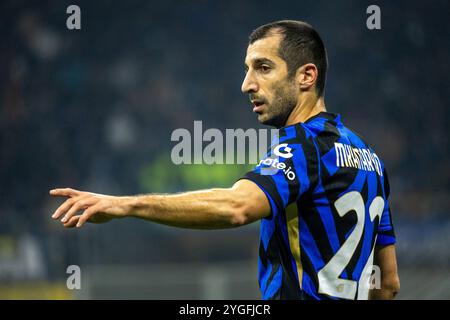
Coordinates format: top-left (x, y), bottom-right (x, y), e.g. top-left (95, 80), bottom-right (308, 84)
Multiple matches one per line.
top-left (284, 93), bottom-right (326, 127)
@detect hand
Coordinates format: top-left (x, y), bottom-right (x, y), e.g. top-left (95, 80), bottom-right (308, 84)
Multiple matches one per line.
top-left (50, 188), bottom-right (131, 228)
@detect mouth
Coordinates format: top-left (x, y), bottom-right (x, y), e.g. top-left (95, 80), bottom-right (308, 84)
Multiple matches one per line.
top-left (252, 100), bottom-right (266, 113)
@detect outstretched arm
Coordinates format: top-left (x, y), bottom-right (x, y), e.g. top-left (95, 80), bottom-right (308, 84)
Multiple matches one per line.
top-left (50, 179), bottom-right (270, 229)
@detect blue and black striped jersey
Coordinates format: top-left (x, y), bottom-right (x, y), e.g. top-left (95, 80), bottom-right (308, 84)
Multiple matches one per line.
top-left (242, 112), bottom-right (395, 300)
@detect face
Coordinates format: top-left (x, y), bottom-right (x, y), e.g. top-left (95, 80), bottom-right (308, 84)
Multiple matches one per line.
top-left (242, 33), bottom-right (298, 128)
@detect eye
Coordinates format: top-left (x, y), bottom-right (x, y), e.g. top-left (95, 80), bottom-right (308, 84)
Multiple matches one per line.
top-left (260, 64), bottom-right (271, 73)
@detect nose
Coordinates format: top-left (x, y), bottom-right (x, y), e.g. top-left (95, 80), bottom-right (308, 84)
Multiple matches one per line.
top-left (241, 71), bottom-right (258, 94)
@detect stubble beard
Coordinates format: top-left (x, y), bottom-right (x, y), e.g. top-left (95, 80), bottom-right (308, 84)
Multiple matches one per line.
top-left (259, 79), bottom-right (298, 128)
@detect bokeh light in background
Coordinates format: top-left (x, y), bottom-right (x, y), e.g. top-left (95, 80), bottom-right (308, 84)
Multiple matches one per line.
top-left (0, 0), bottom-right (449, 299)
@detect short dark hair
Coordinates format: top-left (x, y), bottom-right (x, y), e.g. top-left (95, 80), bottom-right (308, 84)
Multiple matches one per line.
top-left (249, 20), bottom-right (328, 97)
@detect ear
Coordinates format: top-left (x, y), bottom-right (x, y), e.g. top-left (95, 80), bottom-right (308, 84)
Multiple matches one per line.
top-left (295, 63), bottom-right (318, 92)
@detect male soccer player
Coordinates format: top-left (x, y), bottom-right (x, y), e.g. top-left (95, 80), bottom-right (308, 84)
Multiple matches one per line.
top-left (50, 20), bottom-right (400, 300)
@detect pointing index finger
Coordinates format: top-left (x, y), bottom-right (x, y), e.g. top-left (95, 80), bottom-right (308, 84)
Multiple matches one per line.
top-left (49, 188), bottom-right (79, 197)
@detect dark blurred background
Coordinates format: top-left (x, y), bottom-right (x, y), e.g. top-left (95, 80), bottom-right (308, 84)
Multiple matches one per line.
top-left (0, 0), bottom-right (449, 299)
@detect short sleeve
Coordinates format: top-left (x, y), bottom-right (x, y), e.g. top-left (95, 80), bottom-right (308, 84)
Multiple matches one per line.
top-left (376, 168), bottom-right (396, 246)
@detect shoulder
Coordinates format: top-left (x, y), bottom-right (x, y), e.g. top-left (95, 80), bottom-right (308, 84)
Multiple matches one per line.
top-left (272, 124), bottom-right (318, 162)
top-left (277, 123), bottom-right (316, 147)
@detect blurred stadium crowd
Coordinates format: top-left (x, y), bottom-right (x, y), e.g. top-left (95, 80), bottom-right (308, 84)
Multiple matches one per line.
top-left (0, 0), bottom-right (449, 297)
